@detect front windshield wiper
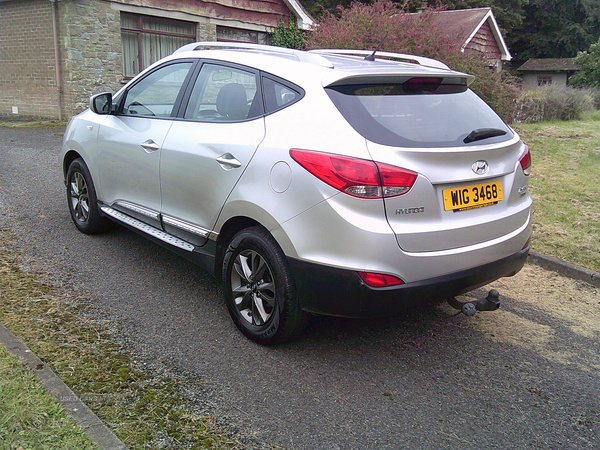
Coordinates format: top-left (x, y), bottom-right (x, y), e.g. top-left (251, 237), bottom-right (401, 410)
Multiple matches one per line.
top-left (463, 128), bottom-right (507, 144)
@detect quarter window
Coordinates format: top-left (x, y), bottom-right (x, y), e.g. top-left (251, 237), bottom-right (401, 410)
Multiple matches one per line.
top-left (121, 13), bottom-right (196, 78)
top-left (262, 77), bottom-right (302, 113)
top-left (121, 62), bottom-right (194, 118)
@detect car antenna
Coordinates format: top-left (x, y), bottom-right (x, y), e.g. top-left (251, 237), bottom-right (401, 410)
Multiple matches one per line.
top-left (364, 33), bottom-right (389, 61)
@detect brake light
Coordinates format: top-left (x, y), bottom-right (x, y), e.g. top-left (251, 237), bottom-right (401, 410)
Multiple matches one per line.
top-left (289, 149), bottom-right (417, 198)
top-left (405, 77), bottom-right (442, 84)
top-left (519, 144), bottom-right (531, 176)
top-left (404, 77), bottom-right (442, 93)
top-left (358, 271), bottom-right (405, 288)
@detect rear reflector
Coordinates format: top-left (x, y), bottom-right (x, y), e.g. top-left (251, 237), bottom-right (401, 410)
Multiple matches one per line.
top-left (290, 149), bottom-right (417, 199)
top-left (358, 271), bottom-right (405, 288)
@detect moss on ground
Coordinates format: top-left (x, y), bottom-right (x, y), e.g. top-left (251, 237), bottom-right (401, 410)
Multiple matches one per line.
top-left (0, 229), bottom-right (241, 449)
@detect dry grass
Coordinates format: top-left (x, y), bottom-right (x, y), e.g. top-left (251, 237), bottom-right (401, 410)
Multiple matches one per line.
top-left (459, 263), bottom-right (600, 374)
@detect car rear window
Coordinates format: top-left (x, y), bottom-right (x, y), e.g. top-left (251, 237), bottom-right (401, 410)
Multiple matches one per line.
top-left (325, 82), bottom-right (513, 148)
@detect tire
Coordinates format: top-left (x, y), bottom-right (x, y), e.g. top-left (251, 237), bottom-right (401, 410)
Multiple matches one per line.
top-left (66, 158), bottom-right (112, 234)
top-left (222, 226), bottom-right (309, 345)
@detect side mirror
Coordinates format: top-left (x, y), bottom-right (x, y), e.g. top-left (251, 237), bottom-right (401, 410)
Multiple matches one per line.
top-left (90, 92), bottom-right (113, 115)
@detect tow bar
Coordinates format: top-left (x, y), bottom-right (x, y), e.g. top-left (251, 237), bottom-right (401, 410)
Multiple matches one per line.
top-left (447, 289), bottom-right (500, 316)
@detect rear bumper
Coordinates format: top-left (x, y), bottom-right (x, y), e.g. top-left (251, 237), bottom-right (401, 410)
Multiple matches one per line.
top-left (290, 247), bottom-right (529, 318)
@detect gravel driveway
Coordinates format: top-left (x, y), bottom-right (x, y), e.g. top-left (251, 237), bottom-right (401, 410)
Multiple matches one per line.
top-left (1, 125), bottom-right (599, 449)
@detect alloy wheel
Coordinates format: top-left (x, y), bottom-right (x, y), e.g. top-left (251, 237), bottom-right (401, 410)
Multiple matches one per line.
top-left (230, 249), bottom-right (276, 325)
top-left (69, 171), bottom-right (90, 223)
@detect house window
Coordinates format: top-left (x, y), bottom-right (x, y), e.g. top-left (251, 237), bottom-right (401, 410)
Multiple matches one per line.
top-left (216, 25), bottom-right (268, 45)
top-left (537, 76), bottom-right (552, 87)
top-left (121, 13), bottom-right (196, 78)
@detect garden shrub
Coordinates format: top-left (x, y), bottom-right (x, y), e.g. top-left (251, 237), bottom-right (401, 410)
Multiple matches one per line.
top-left (270, 18), bottom-right (307, 50)
top-left (515, 86), bottom-right (596, 123)
top-left (307, 0), bottom-right (520, 122)
top-left (587, 87), bottom-right (600, 109)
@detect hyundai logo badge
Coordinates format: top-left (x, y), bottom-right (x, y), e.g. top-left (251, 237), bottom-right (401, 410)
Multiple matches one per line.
top-left (472, 160), bottom-right (489, 175)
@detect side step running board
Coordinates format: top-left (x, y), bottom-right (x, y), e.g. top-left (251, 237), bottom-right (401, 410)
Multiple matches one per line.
top-left (100, 206), bottom-right (195, 252)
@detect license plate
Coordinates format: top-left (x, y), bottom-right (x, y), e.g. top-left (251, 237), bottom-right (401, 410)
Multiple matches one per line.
top-left (443, 180), bottom-right (503, 212)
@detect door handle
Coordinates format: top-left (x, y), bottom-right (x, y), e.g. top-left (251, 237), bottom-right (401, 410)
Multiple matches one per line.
top-left (216, 153), bottom-right (241, 170)
top-left (141, 139), bottom-right (159, 152)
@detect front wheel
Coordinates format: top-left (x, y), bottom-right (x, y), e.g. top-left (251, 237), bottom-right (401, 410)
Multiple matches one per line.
top-left (66, 158), bottom-right (112, 234)
top-left (222, 226), bottom-right (309, 345)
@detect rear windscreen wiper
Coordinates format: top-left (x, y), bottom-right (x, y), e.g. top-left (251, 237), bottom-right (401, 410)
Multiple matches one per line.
top-left (463, 128), bottom-right (507, 144)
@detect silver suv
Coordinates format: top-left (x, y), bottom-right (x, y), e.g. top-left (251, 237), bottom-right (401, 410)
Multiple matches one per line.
top-left (62, 43), bottom-right (532, 344)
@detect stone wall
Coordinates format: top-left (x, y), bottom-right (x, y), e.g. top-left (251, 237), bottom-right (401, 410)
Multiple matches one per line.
top-left (0, 0), bottom-right (59, 119)
top-left (61, 0), bottom-right (124, 117)
top-left (197, 21), bottom-right (217, 42)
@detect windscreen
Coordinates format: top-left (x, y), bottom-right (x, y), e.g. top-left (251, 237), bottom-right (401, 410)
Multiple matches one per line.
top-left (325, 82), bottom-right (513, 148)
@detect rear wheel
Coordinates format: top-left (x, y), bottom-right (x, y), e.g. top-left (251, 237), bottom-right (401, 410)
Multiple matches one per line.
top-left (66, 158), bottom-right (112, 234)
top-left (222, 226), bottom-right (309, 345)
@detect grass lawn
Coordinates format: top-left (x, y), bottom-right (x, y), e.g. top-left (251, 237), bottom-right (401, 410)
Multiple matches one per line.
top-left (0, 343), bottom-right (96, 449)
top-left (513, 110), bottom-right (600, 273)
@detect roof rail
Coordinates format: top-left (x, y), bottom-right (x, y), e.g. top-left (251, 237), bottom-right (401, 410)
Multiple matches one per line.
top-left (174, 42), bottom-right (334, 68)
top-left (308, 49), bottom-right (450, 70)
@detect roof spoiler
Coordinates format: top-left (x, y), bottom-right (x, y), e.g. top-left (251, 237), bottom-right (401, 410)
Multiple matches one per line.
top-left (308, 49), bottom-right (451, 70)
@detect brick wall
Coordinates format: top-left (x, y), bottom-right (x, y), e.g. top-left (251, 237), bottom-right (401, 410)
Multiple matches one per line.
top-left (0, 0), bottom-right (59, 120)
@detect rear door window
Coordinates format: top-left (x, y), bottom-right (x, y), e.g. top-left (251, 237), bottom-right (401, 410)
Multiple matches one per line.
top-left (183, 63), bottom-right (260, 122)
top-left (325, 82), bottom-right (513, 148)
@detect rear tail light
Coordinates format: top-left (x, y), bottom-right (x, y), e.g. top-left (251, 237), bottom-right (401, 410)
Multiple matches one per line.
top-left (290, 149), bottom-right (417, 199)
top-left (519, 144), bottom-right (531, 176)
top-left (358, 271), bottom-right (405, 288)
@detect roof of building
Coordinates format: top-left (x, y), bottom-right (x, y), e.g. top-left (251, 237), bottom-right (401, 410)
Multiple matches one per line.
top-left (426, 7), bottom-right (511, 61)
top-left (282, 0), bottom-right (313, 29)
top-left (517, 58), bottom-right (580, 72)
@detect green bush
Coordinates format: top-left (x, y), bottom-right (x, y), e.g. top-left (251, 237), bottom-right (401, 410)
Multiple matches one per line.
top-left (570, 37), bottom-right (600, 89)
top-left (515, 86), bottom-right (596, 123)
top-left (270, 18), bottom-right (307, 50)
